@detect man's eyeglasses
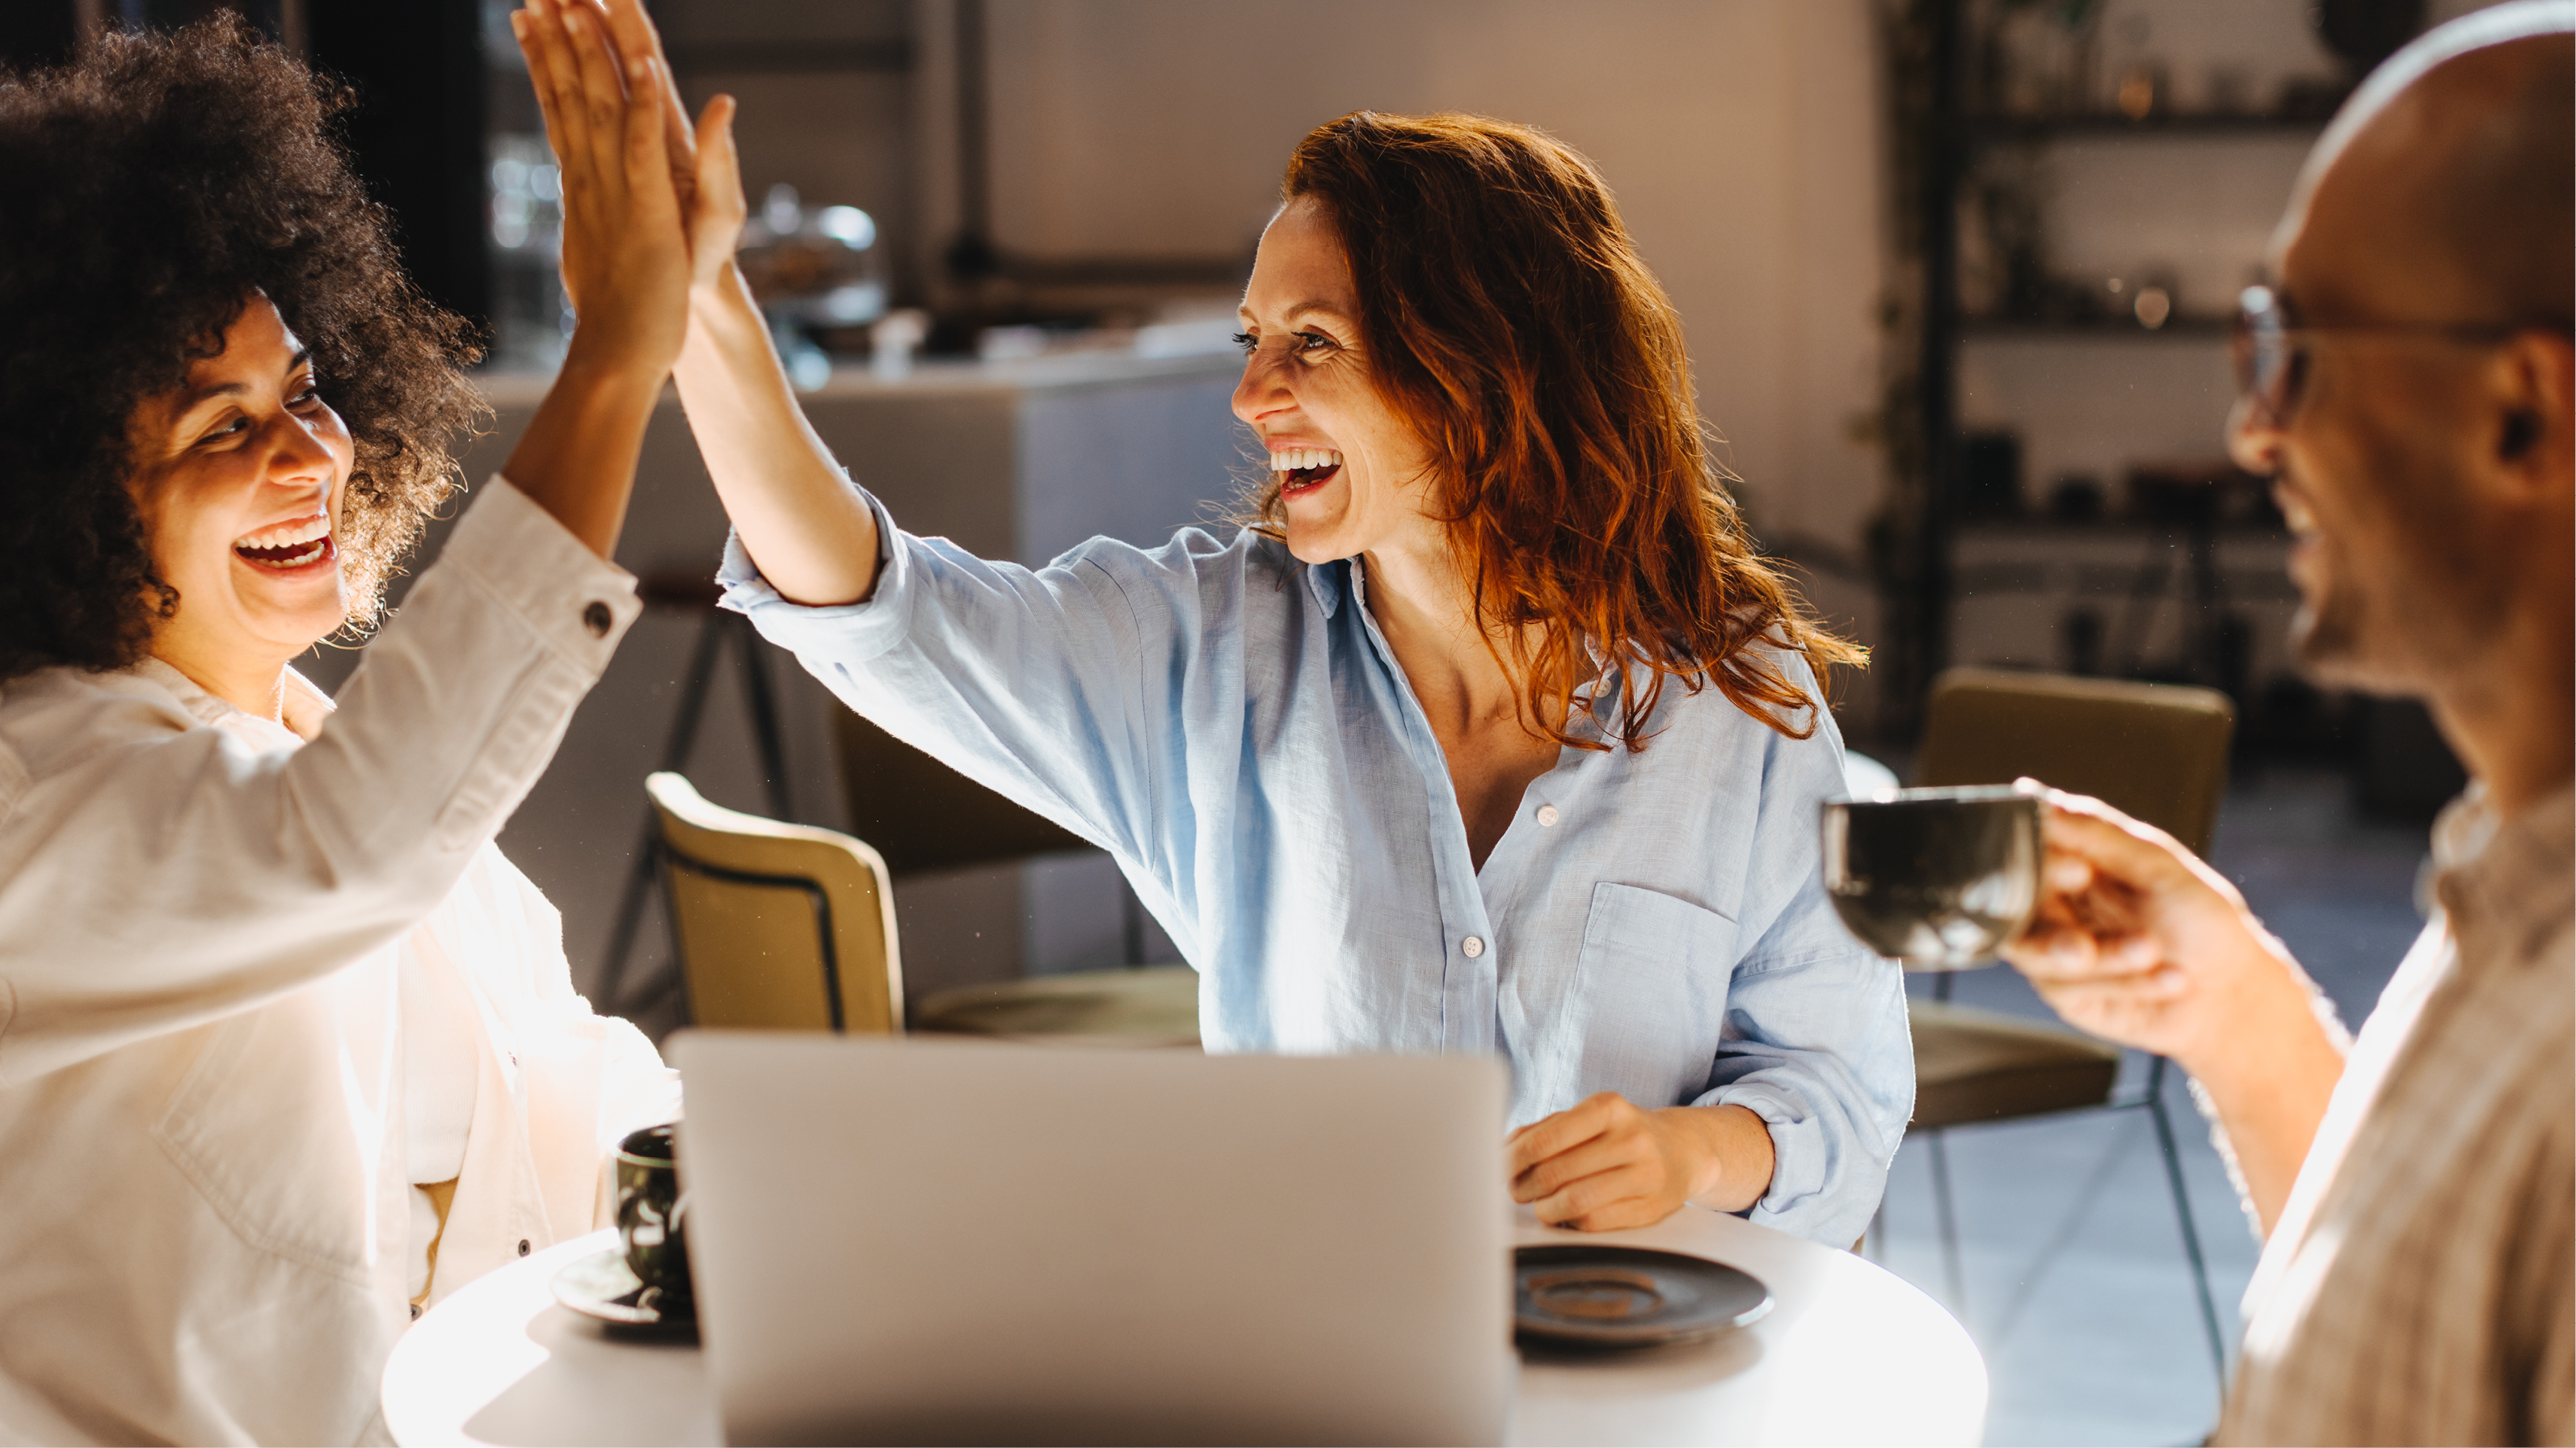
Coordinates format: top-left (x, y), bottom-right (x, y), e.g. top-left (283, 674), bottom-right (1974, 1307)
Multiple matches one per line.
top-left (2231, 285), bottom-right (2528, 427)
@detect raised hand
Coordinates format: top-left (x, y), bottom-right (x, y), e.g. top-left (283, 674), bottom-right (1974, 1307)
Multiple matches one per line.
top-left (1996, 785), bottom-right (2347, 1231)
top-left (585, 0), bottom-right (747, 296)
top-left (511, 0), bottom-right (697, 377)
top-left (495, 0), bottom-right (695, 558)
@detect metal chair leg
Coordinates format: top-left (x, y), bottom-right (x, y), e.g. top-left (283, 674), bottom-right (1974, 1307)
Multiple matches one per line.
top-left (728, 612), bottom-right (793, 822)
top-left (2146, 1056), bottom-right (2229, 1381)
top-left (599, 608), bottom-right (792, 1011)
top-left (595, 825), bottom-right (660, 1012)
top-left (1927, 1128), bottom-right (1966, 1317)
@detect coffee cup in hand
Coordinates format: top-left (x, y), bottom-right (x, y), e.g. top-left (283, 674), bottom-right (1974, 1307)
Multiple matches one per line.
top-left (1820, 785), bottom-right (2042, 970)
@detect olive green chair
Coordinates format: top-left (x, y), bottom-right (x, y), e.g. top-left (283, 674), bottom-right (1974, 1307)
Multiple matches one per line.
top-left (1903, 667), bottom-right (2233, 1374)
top-left (646, 772), bottom-right (903, 1034)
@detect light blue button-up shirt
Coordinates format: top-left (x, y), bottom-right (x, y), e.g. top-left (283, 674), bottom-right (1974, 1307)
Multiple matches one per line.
top-left (720, 500), bottom-right (1912, 1244)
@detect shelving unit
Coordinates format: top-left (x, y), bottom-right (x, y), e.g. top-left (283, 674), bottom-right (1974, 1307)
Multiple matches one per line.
top-left (1902, 0), bottom-right (2332, 724)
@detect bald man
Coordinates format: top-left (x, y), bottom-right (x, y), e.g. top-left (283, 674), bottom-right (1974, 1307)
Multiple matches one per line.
top-left (1994, 4), bottom-right (2574, 1445)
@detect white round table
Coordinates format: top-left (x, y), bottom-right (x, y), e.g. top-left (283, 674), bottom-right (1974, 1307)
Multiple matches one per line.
top-left (384, 1206), bottom-right (1985, 1446)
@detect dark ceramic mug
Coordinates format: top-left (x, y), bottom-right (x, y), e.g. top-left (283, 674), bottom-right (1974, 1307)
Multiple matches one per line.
top-left (1820, 785), bottom-right (2043, 970)
top-left (615, 1122), bottom-right (692, 1310)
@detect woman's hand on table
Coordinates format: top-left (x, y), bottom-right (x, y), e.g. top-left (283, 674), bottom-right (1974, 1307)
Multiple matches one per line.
top-left (1993, 783), bottom-right (2346, 1232)
top-left (1508, 1094), bottom-right (1775, 1231)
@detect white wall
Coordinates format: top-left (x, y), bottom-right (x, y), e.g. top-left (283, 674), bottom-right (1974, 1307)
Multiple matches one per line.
top-left (915, 0), bottom-right (1894, 549)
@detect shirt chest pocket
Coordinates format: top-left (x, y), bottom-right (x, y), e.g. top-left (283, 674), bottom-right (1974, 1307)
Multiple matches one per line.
top-left (1565, 882), bottom-right (1743, 1102)
top-left (153, 991), bottom-right (389, 1286)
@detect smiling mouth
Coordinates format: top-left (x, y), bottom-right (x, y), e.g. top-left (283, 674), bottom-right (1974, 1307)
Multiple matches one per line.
top-left (233, 513), bottom-right (336, 572)
top-left (1269, 447), bottom-right (1343, 495)
top-left (2275, 486), bottom-right (2316, 537)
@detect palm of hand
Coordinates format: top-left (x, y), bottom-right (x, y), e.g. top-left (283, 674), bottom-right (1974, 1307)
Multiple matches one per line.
top-left (518, 0), bottom-right (741, 377)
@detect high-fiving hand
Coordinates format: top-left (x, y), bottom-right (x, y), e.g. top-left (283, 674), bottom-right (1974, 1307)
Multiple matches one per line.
top-left (511, 0), bottom-right (743, 375)
top-left (495, 0), bottom-right (734, 557)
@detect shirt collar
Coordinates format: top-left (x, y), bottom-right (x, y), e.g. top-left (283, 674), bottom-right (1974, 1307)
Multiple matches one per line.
top-left (2431, 777), bottom-right (2574, 969)
top-left (131, 656), bottom-right (337, 747)
top-left (1303, 557), bottom-right (1348, 619)
top-left (1319, 552), bottom-right (1630, 736)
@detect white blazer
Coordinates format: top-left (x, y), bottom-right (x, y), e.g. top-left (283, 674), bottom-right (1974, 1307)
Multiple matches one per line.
top-left (0, 479), bottom-right (676, 1446)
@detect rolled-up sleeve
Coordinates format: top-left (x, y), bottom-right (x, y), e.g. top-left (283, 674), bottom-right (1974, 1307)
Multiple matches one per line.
top-left (1688, 702), bottom-right (1913, 1246)
top-left (716, 492), bottom-right (1209, 879)
top-left (1697, 903), bottom-right (1913, 1246)
top-left (0, 476), bottom-right (639, 1084)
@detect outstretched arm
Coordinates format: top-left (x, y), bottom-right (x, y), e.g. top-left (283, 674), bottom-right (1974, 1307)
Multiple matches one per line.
top-left (672, 258), bottom-right (882, 606)
top-left (528, 0), bottom-right (882, 605)
top-left (1997, 787), bottom-right (2347, 1233)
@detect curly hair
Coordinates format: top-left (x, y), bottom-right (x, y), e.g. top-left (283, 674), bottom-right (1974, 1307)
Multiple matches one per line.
top-left (0, 12), bottom-right (481, 684)
top-left (1256, 112), bottom-right (1865, 749)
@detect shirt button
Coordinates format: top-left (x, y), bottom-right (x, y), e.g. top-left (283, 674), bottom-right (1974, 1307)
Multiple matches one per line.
top-left (1462, 936), bottom-right (1485, 959)
top-left (582, 600), bottom-right (613, 636)
top-left (517, 1239), bottom-right (532, 1257)
top-left (1535, 804), bottom-right (1560, 827)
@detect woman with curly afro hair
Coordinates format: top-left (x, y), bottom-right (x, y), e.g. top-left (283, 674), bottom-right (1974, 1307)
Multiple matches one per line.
top-left (0, 8), bottom-right (734, 1441)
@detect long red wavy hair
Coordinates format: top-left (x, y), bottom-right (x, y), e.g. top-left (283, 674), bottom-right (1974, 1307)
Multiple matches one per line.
top-left (1250, 110), bottom-right (1864, 750)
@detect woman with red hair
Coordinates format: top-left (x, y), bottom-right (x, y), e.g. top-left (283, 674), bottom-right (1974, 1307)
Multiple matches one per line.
top-left (541, 7), bottom-right (1909, 1244)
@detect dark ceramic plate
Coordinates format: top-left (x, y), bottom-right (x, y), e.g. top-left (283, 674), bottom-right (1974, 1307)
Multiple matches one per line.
top-left (1513, 1244), bottom-right (1772, 1348)
top-left (549, 1248), bottom-right (697, 1341)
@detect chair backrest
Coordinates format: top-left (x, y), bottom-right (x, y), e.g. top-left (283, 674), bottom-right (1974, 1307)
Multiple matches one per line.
top-left (831, 710), bottom-right (1088, 875)
top-left (1915, 667), bottom-right (2236, 856)
top-left (646, 772), bottom-right (903, 1033)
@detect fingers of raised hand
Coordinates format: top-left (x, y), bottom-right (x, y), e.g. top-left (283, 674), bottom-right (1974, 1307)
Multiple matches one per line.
top-left (598, 0), bottom-right (694, 164)
top-left (2043, 852), bottom-right (2096, 894)
top-left (685, 92), bottom-right (747, 257)
top-left (558, 3), bottom-right (632, 187)
top-left (2039, 798), bottom-right (2192, 885)
top-left (619, 53), bottom-right (673, 207)
top-left (516, 3), bottom-right (587, 168)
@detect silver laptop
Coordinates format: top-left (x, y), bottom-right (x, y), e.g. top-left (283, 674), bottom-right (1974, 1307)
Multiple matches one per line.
top-left (667, 1031), bottom-right (1510, 1446)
